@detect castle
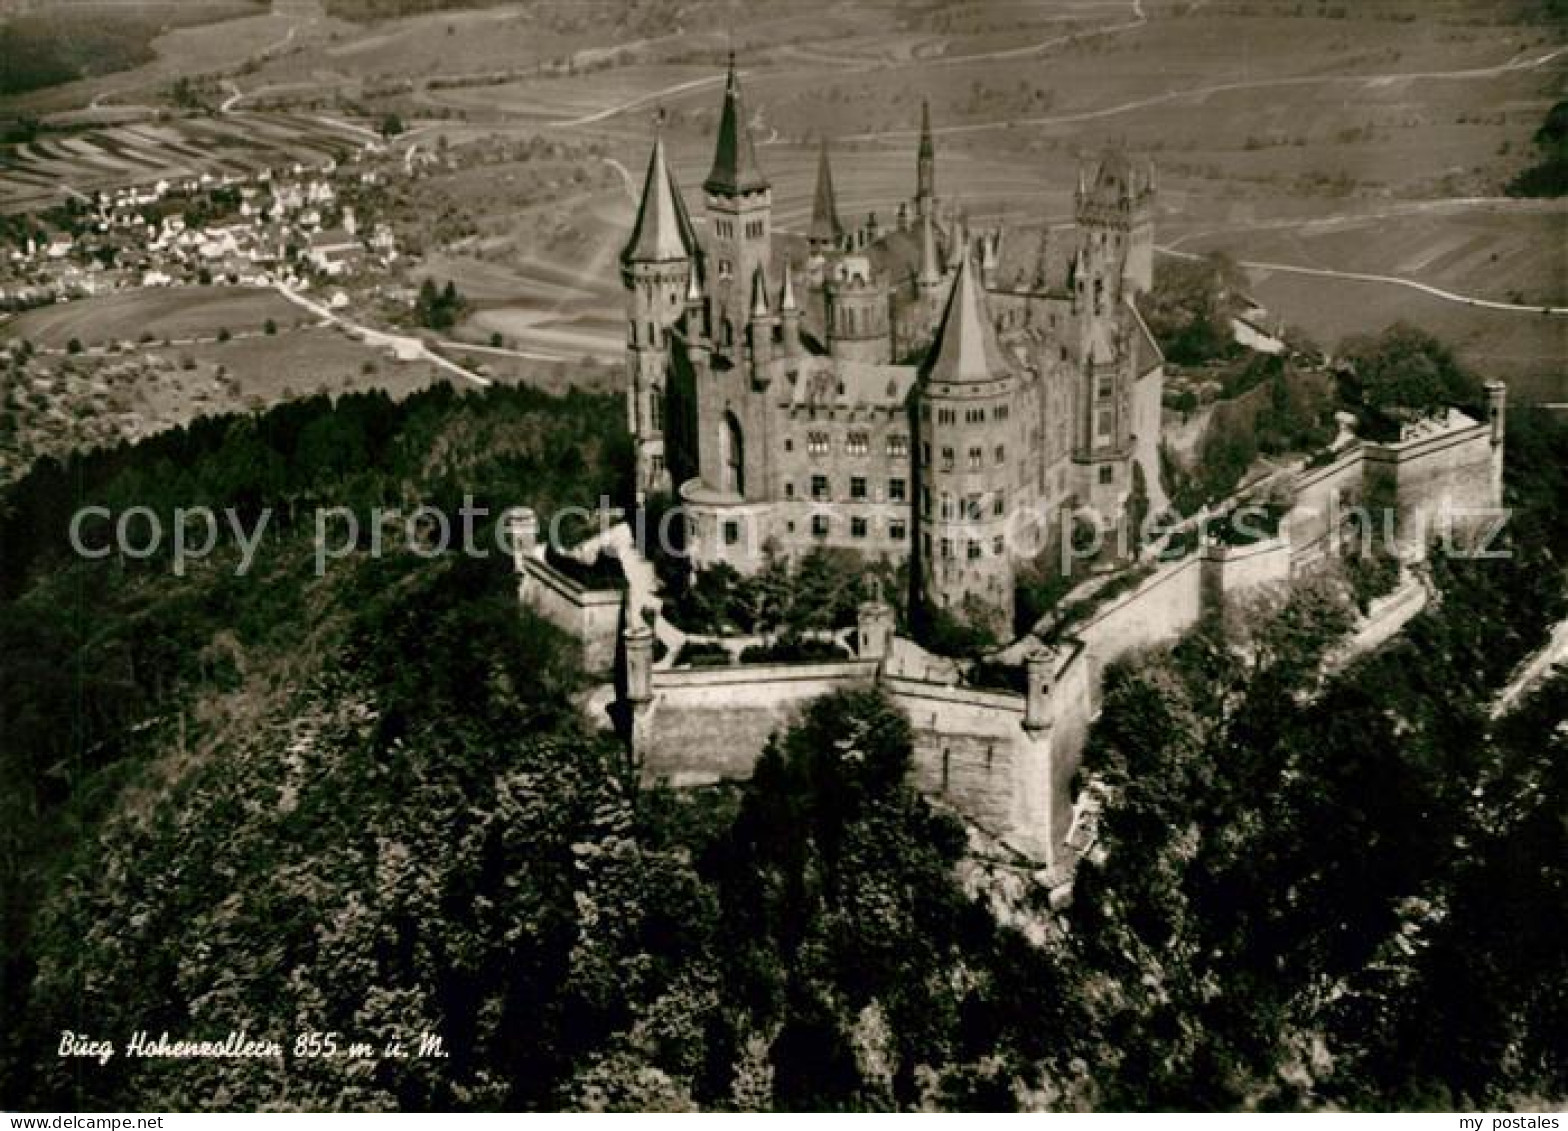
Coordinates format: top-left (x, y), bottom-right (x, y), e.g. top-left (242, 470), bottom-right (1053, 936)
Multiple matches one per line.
top-left (529, 55), bottom-right (1508, 874)
top-left (621, 56), bottom-right (1166, 630)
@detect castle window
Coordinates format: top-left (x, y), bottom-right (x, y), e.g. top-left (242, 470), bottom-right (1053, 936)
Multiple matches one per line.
top-left (967, 540), bottom-right (982, 560)
top-left (941, 446), bottom-right (955, 471)
top-left (966, 407), bottom-right (984, 424)
top-left (941, 493), bottom-right (954, 520)
top-left (807, 431), bottom-right (830, 456)
top-left (651, 394), bottom-right (664, 432)
top-left (850, 476), bottom-right (867, 501)
top-left (1097, 374), bottom-right (1113, 399)
top-left (812, 474), bottom-right (830, 500)
top-left (994, 404), bottom-right (1009, 421)
top-left (993, 494), bottom-right (1005, 516)
top-left (812, 515), bottom-right (830, 537)
top-left (846, 431), bottom-right (869, 456)
top-left (922, 488), bottom-right (932, 519)
top-left (890, 520), bottom-right (907, 540)
top-left (994, 443), bottom-right (1005, 465)
top-left (940, 537), bottom-right (952, 559)
top-left (1099, 465), bottom-right (1114, 485)
top-left (785, 482), bottom-right (795, 499)
top-left (886, 433), bottom-right (908, 457)
top-left (851, 517), bottom-right (868, 538)
top-left (938, 408), bottom-right (956, 425)
top-left (718, 258), bottom-right (733, 280)
top-left (993, 535), bottom-right (1005, 556)
top-left (888, 478), bottom-right (906, 502)
top-left (968, 446), bottom-right (982, 470)
top-left (784, 437), bottom-right (794, 452)
top-left (965, 494), bottom-right (982, 521)
top-left (724, 521), bottom-right (740, 546)
top-left (1096, 408), bottom-right (1113, 444)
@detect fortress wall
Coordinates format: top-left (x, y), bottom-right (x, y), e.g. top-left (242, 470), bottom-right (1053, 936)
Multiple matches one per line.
top-left (639, 660), bottom-right (879, 785)
top-left (521, 557), bottom-right (624, 672)
top-left (1075, 553), bottom-right (1205, 688)
top-left (1366, 422), bottom-right (1497, 553)
top-left (885, 677), bottom-right (1037, 851)
top-left (1201, 536), bottom-right (1292, 605)
top-left (1282, 447), bottom-right (1366, 567)
top-left (607, 418), bottom-right (1503, 867)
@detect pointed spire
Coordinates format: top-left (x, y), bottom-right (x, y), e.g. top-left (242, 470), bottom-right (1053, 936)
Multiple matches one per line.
top-left (622, 121), bottom-right (695, 264)
top-left (779, 261), bottom-right (798, 312)
top-left (921, 250), bottom-right (1011, 385)
top-left (916, 98), bottom-right (935, 212)
top-left (917, 208), bottom-right (940, 288)
top-left (704, 53), bottom-right (769, 196)
top-left (808, 137), bottom-right (842, 247)
top-left (750, 264), bottom-right (770, 318)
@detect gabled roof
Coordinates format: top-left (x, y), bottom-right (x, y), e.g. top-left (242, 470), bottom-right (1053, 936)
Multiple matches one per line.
top-left (921, 251), bottom-right (1011, 385)
top-left (622, 129), bottom-right (696, 265)
top-left (808, 138), bottom-right (842, 245)
top-left (704, 54), bottom-right (769, 196)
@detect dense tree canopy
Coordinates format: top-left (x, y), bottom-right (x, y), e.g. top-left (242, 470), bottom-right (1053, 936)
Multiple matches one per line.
top-left (2, 372), bottom-right (1564, 1111)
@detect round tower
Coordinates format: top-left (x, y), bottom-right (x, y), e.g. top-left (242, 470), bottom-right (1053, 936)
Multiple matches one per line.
top-left (621, 122), bottom-right (697, 499)
top-left (914, 251), bottom-right (1022, 635)
top-left (824, 255), bottom-right (891, 364)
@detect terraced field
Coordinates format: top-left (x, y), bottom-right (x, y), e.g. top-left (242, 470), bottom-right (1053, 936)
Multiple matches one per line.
top-left (0, 113), bottom-right (370, 213)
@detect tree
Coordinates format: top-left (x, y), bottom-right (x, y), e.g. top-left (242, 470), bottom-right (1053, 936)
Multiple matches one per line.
top-left (1135, 253), bottom-right (1246, 365)
top-left (1338, 323), bottom-right (1481, 436)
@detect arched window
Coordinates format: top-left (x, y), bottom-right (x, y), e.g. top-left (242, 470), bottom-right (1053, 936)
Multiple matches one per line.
top-left (651, 386), bottom-right (664, 432)
top-left (722, 412), bottom-right (745, 496)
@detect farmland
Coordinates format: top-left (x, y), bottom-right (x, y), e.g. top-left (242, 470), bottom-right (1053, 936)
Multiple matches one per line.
top-left (0, 286), bottom-right (305, 349)
top-left (1, 0), bottom-right (1563, 404)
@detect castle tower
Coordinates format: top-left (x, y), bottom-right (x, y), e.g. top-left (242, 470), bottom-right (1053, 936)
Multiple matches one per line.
top-left (703, 53), bottom-right (773, 362)
top-left (621, 121), bottom-right (698, 498)
top-left (825, 255), bottom-right (891, 363)
top-left (916, 98), bottom-right (936, 219)
top-left (915, 251), bottom-right (1022, 633)
top-left (1071, 148), bottom-right (1154, 521)
top-left (807, 137), bottom-right (843, 255)
top-left (1074, 147), bottom-right (1154, 298)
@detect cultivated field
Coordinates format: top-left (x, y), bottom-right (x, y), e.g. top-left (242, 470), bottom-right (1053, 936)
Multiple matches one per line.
top-left (0, 287), bottom-right (307, 349)
top-left (1, 0), bottom-right (1562, 397)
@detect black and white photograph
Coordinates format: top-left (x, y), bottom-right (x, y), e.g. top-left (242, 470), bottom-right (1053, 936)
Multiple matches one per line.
top-left (0, 0), bottom-right (1564, 1117)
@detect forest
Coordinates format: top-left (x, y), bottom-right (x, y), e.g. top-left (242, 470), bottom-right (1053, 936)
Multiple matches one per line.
top-left (0, 371), bottom-right (1564, 1110)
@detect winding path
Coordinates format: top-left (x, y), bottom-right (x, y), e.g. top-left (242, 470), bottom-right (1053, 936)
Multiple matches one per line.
top-left (842, 43), bottom-right (1568, 143)
top-left (270, 283), bottom-right (491, 387)
top-left (1157, 244), bottom-right (1568, 316)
